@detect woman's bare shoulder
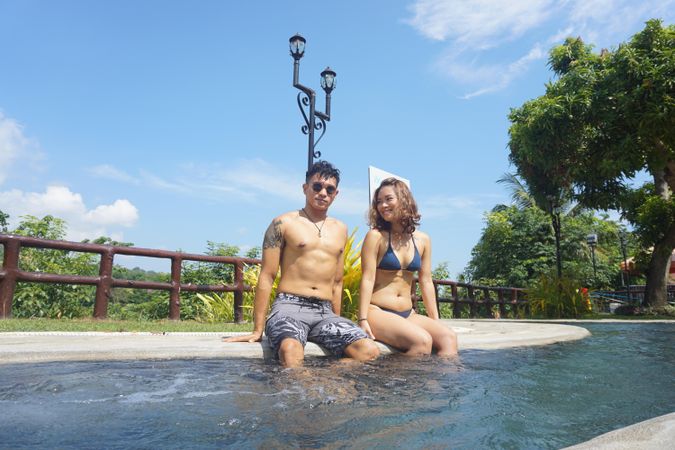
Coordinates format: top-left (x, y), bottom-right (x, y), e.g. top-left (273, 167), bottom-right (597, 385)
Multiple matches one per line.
top-left (365, 228), bottom-right (384, 239)
top-left (413, 230), bottom-right (430, 241)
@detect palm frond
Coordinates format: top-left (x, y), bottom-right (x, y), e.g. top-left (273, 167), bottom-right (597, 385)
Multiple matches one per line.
top-left (496, 172), bottom-right (536, 210)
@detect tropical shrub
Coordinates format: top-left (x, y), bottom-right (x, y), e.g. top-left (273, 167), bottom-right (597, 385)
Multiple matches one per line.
top-left (193, 263), bottom-right (277, 323)
top-left (341, 229), bottom-right (363, 321)
top-left (527, 274), bottom-right (592, 318)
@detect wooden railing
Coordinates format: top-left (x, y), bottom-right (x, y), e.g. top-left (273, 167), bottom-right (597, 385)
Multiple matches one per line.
top-left (1, 234), bottom-right (528, 321)
top-left (412, 279), bottom-right (528, 318)
top-left (0, 234), bottom-right (260, 321)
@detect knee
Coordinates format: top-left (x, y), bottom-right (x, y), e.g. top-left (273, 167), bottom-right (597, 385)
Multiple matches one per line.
top-left (347, 339), bottom-right (380, 361)
top-left (278, 339), bottom-right (304, 367)
top-left (436, 328), bottom-right (458, 356)
top-left (407, 331), bottom-right (433, 356)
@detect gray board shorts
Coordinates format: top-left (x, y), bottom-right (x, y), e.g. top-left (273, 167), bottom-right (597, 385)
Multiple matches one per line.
top-left (265, 292), bottom-right (368, 357)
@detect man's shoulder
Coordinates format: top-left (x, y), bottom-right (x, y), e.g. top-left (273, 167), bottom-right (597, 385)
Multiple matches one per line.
top-left (328, 217), bottom-right (347, 230)
top-left (270, 210), bottom-right (300, 224)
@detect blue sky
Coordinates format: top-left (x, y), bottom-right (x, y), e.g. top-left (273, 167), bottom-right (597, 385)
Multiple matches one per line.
top-left (1, 1), bottom-right (673, 276)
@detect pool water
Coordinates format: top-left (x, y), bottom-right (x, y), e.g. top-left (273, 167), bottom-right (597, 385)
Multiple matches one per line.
top-left (1, 323), bottom-right (673, 449)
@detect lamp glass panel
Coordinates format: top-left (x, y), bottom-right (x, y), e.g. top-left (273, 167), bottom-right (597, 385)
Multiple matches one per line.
top-left (290, 39), bottom-right (305, 56)
top-left (322, 74), bottom-right (335, 88)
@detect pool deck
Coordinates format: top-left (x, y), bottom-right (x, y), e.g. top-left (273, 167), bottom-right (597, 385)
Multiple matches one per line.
top-left (1, 319), bottom-right (672, 449)
top-left (0, 319), bottom-right (591, 364)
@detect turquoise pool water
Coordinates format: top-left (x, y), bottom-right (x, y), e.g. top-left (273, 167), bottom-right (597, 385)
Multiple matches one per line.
top-left (1, 323), bottom-right (673, 449)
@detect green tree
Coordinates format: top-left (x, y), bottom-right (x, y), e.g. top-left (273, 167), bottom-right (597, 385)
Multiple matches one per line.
top-left (508, 19), bottom-right (675, 309)
top-left (466, 205), bottom-right (627, 289)
top-left (11, 216), bottom-right (98, 318)
top-left (0, 209), bottom-right (9, 232)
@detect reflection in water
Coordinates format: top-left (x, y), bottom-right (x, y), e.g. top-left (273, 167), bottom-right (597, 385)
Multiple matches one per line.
top-left (0, 323), bottom-right (673, 449)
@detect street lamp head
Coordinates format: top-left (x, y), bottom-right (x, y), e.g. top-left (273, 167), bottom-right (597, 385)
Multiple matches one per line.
top-left (289, 33), bottom-right (306, 60)
top-left (320, 67), bottom-right (336, 94)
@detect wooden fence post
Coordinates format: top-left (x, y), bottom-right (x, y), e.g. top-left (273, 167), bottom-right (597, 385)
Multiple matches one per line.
top-left (0, 240), bottom-right (20, 318)
top-left (234, 261), bottom-right (244, 323)
top-left (451, 284), bottom-right (460, 318)
top-left (497, 289), bottom-right (506, 318)
top-left (468, 285), bottom-right (476, 317)
top-left (483, 287), bottom-right (492, 318)
top-left (93, 249), bottom-right (114, 319)
top-left (170, 256), bottom-right (182, 320)
top-left (510, 289), bottom-right (519, 317)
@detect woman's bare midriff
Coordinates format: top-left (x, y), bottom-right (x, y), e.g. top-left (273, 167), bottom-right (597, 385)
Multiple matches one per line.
top-left (370, 269), bottom-right (414, 312)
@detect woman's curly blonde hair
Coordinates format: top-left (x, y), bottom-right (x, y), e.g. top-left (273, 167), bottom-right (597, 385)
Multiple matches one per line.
top-left (368, 177), bottom-right (420, 234)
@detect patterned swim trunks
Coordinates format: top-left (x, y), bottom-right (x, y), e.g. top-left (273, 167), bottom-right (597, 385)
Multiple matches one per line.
top-left (265, 292), bottom-right (368, 357)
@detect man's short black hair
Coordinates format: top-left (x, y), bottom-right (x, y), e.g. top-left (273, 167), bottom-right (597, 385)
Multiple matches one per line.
top-left (306, 160), bottom-right (340, 186)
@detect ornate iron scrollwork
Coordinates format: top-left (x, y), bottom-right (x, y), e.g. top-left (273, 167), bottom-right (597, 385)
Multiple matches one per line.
top-left (296, 92), bottom-right (327, 155)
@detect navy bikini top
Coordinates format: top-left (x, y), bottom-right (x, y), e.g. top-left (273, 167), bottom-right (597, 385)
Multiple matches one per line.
top-left (377, 232), bottom-right (421, 272)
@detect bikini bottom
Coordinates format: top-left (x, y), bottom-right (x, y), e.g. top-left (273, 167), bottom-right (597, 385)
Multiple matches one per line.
top-left (378, 305), bottom-right (413, 319)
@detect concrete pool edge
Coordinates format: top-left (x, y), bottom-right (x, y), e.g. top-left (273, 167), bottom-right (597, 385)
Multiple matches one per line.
top-left (0, 319), bottom-right (590, 364)
top-left (562, 412), bottom-right (675, 450)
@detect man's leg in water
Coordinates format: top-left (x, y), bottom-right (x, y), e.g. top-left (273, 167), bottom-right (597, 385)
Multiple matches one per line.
top-left (278, 337), bottom-right (305, 368)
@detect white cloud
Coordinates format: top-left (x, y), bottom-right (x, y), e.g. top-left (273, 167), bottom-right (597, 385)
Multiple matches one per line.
top-left (85, 199), bottom-right (139, 227)
top-left (0, 112), bottom-right (44, 185)
top-left (406, 0), bottom-right (675, 97)
top-left (0, 185), bottom-right (139, 241)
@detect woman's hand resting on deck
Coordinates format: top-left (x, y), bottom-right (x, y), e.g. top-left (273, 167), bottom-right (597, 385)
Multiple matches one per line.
top-left (359, 319), bottom-right (376, 340)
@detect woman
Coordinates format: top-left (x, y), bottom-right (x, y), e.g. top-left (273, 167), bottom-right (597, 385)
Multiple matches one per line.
top-left (358, 178), bottom-right (458, 356)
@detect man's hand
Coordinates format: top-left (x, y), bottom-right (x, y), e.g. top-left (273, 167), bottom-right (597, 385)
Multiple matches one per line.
top-left (222, 331), bottom-right (263, 343)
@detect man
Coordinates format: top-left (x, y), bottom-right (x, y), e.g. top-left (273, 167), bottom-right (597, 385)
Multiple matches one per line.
top-left (224, 161), bottom-right (380, 367)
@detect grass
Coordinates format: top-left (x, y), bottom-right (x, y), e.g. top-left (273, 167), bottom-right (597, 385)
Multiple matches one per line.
top-left (0, 318), bottom-right (254, 333)
top-left (579, 313), bottom-right (675, 320)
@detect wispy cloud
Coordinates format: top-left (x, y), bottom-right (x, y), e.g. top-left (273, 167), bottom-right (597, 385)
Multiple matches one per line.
top-left (139, 169), bottom-right (193, 193)
top-left (87, 164), bottom-right (139, 184)
top-left (0, 111), bottom-right (45, 185)
top-left (460, 44), bottom-right (546, 99)
top-left (421, 193), bottom-right (505, 219)
top-left (104, 158), bottom-right (357, 212)
top-left (406, 0), bottom-right (675, 97)
top-left (406, 0), bottom-right (554, 48)
top-left (220, 159), bottom-right (304, 202)
top-left (0, 185), bottom-right (139, 241)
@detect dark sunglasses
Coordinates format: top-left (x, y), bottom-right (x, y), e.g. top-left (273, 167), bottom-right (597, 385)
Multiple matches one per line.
top-left (311, 182), bottom-right (337, 195)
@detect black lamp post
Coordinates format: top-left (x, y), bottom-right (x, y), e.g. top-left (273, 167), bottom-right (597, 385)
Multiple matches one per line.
top-left (289, 33), bottom-right (336, 172)
top-left (586, 233), bottom-right (598, 283)
top-left (619, 228), bottom-right (632, 301)
top-left (547, 195), bottom-right (563, 279)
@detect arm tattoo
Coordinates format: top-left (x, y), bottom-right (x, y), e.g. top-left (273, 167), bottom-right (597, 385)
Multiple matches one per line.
top-left (263, 219), bottom-right (283, 249)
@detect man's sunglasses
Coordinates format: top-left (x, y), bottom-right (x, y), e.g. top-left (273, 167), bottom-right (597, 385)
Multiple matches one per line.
top-left (311, 182), bottom-right (337, 195)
